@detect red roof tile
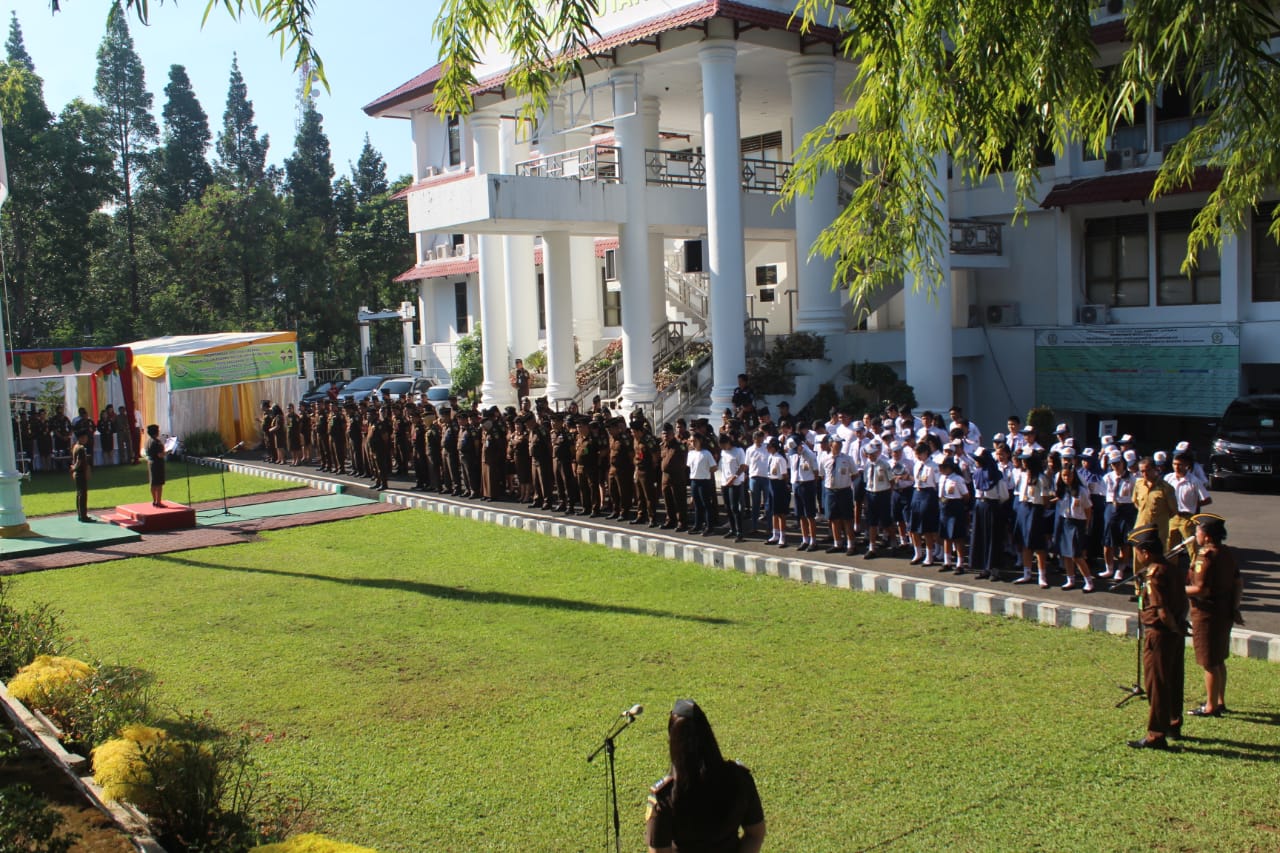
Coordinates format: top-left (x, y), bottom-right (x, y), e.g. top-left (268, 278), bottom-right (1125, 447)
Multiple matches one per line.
top-left (594, 237), bottom-right (619, 257)
top-left (1039, 166), bottom-right (1223, 209)
top-left (394, 257), bottom-right (480, 282)
top-left (365, 1), bottom-right (842, 113)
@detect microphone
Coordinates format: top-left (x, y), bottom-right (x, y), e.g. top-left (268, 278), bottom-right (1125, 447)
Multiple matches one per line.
top-left (231, 441), bottom-right (245, 451)
top-left (622, 704), bottom-right (643, 720)
top-left (1166, 534), bottom-right (1196, 559)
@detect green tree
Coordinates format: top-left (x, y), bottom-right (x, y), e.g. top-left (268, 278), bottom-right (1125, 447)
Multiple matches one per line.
top-left (283, 98), bottom-right (334, 230)
top-left (351, 134), bottom-right (389, 202)
top-left (214, 55), bottom-right (269, 189)
top-left (93, 5), bottom-right (157, 316)
top-left (6, 12), bottom-right (34, 72)
top-left (148, 64), bottom-right (213, 214)
top-left (429, 0), bottom-right (1280, 303)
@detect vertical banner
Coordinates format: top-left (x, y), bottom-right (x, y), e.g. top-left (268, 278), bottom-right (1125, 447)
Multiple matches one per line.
top-left (1035, 325), bottom-right (1240, 417)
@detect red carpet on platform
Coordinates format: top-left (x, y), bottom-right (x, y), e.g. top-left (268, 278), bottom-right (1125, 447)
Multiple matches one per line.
top-left (100, 501), bottom-right (197, 533)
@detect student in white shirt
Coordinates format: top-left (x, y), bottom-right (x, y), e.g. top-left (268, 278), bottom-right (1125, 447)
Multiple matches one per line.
top-left (1053, 453), bottom-right (1095, 592)
top-left (861, 439), bottom-right (894, 558)
top-left (818, 436), bottom-right (856, 554)
top-left (937, 457), bottom-right (970, 572)
top-left (1012, 449), bottom-right (1054, 588)
top-left (686, 432), bottom-right (718, 535)
top-left (718, 433), bottom-right (748, 542)
top-left (765, 438), bottom-right (792, 546)
top-left (907, 440), bottom-right (941, 565)
top-left (1100, 451), bottom-right (1137, 580)
top-left (745, 430), bottom-right (772, 535)
top-left (889, 441), bottom-right (915, 550)
top-left (790, 436), bottom-right (820, 551)
top-left (969, 447), bottom-right (1010, 580)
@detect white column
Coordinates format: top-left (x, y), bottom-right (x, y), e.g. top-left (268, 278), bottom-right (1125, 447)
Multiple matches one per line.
top-left (1054, 209), bottom-right (1077, 326)
top-left (641, 96), bottom-right (668, 330)
top-left (401, 307), bottom-right (416, 375)
top-left (565, 122), bottom-right (605, 350)
top-left (0, 288), bottom-right (31, 535)
top-left (1220, 220), bottom-right (1244, 323)
top-left (700, 42), bottom-right (748, 414)
top-left (788, 54), bottom-right (845, 333)
top-left (541, 231), bottom-right (577, 403)
top-left (411, 108), bottom-right (434, 180)
top-left (904, 152), bottom-right (954, 414)
top-left (500, 117), bottom-right (540, 363)
top-left (570, 236), bottom-right (602, 354)
top-left (472, 111), bottom-right (515, 407)
top-left (612, 68), bottom-right (657, 406)
top-left (358, 318), bottom-right (372, 375)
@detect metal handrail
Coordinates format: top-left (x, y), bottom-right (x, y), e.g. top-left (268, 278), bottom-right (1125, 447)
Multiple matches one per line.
top-left (645, 149), bottom-right (794, 194)
top-left (515, 144), bottom-right (622, 183)
top-left (650, 352), bottom-right (714, 427)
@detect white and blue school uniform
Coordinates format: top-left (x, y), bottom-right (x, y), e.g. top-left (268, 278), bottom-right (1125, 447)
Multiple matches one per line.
top-left (937, 472), bottom-right (969, 540)
top-left (862, 454), bottom-right (893, 528)
top-left (1054, 481), bottom-right (1092, 558)
top-left (908, 458), bottom-right (941, 534)
top-left (1102, 468), bottom-right (1137, 548)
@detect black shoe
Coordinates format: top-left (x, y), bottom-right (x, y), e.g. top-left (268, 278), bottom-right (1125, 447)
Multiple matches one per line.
top-left (860, 549), bottom-right (874, 559)
top-left (649, 521), bottom-right (660, 529)
top-left (1168, 722), bottom-right (1183, 740)
top-left (675, 525), bottom-right (689, 533)
top-left (825, 546), bottom-right (844, 554)
top-left (734, 535), bottom-right (744, 543)
top-left (909, 556), bottom-right (924, 565)
top-left (630, 516), bottom-right (646, 525)
top-left (797, 542), bottom-right (811, 552)
top-left (1127, 736), bottom-right (1169, 750)
top-left (1189, 704), bottom-right (1224, 718)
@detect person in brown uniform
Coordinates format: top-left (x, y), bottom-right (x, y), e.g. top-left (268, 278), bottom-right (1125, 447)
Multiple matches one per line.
top-left (70, 429), bottom-right (92, 521)
top-left (1186, 512), bottom-right (1244, 718)
top-left (329, 403), bottom-right (348, 475)
top-left (606, 417), bottom-right (635, 520)
top-left (644, 699), bottom-right (765, 853)
top-left (573, 416), bottom-right (601, 517)
top-left (528, 411), bottom-right (554, 508)
top-left (631, 422), bottom-right (661, 527)
top-left (549, 410), bottom-right (579, 513)
top-left (1128, 524), bottom-right (1187, 750)
top-left (659, 423), bottom-right (689, 532)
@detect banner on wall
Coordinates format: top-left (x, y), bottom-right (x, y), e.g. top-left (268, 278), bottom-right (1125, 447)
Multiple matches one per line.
top-left (167, 342), bottom-right (299, 391)
top-left (1034, 325), bottom-right (1240, 417)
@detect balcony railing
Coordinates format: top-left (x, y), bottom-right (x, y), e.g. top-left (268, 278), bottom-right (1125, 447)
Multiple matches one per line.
top-left (645, 149), bottom-right (793, 194)
top-left (515, 144), bottom-right (621, 183)
top-left (949, 219), bottom-right (1002, 256)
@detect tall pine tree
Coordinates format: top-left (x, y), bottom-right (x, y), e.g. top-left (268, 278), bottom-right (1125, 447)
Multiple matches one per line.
top-left (93, 6), bottom-right (158, 315)
top-left (5, 12), bottom-right (33, 72)
top-left (149, 64), bottom-right (213, 214)
top-left (215, 55), bottom-right (268, 188)
top-left (283, 98), bottom-right (335, 230)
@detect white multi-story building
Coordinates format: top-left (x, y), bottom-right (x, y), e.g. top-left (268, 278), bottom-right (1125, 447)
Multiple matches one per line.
top-left (363, 0), bottom-right (1280, 444)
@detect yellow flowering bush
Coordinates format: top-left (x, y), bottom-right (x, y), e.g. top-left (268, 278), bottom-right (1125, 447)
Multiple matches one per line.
top-left (91, 724), bottom-right (171, 810)
top-left (251, 834), bottom-right (377, 853)
top-left (6, 655), bottom-right (95, 709)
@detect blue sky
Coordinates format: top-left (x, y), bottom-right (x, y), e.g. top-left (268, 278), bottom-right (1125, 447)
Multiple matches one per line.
top-left (14, 0), bottom-right (441, 182)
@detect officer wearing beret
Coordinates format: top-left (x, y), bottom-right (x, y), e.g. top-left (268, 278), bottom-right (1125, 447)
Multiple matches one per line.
top-left (1185, 513), bottom-right (1244, 718)
top-left (1128, 525), bottom-right (1187, 749)
top-left (573, 415), bottom-right (602, 516)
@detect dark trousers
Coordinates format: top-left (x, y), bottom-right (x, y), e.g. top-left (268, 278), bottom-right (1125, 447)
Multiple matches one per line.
top-left (691, 479), bottom-right (715, 531)
top-left (635, 471), bottom-right (659, 521)
top-left (720, 483), bottom-right (745, 535)
top-left (1143, 626), bottom-right (1182, 736)
top-left (74, 475), bottom-right (89, 520)
top-left (577, 467), bottom-right (600, 512)
top-left (662, 477), bottom-right (688, 527)
top-left (609, 468), bottom-right (634, 515)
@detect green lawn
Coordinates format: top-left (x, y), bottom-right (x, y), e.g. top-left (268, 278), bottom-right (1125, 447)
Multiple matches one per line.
top-left (8, 512), bottom-right (1280, 852)
top-left (16, 462), bottom-right (299, 517)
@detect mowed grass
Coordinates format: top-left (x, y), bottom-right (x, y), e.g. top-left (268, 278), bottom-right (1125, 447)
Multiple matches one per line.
top-left (17, 462), bottom-right (298, 517)
top-left (8, 512), bottom-right (1280, 852)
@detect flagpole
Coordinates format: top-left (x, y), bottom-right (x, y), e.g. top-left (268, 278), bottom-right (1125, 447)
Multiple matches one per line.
top-left (0, 116), bottom-right (32, 537)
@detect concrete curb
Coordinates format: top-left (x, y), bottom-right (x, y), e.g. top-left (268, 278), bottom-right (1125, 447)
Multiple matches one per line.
top-left (192, 456), bottom-right (345, 494)
top-left (380, 490), bottom-right (1280, 664)
top-left (195, 458), bottom-right (1280, 664)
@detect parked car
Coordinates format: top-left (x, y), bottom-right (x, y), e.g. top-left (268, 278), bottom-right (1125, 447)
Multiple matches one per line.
top-left (1210, 394), bottom-right (1280, 489)
top-left (300, 380), bottom-right (347, 405)
top-left (378, 376), bottom-right (433, 403)
top-left (340, 373), bottom-right (408, 404)
top-left (424, 384), bottom-right (452, 408)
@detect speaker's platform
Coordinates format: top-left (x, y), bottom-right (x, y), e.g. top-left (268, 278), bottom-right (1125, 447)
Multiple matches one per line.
top-left (99, 501), bottom-right (196, 533)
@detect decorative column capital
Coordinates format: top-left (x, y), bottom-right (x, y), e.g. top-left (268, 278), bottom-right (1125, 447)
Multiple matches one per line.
top-left (786, 54), bottom-right (835, 80)
top-left (698, 40), bottom-right (737, 65)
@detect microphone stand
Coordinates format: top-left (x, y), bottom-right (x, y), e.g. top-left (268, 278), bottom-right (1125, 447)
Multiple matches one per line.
top-left (587, 712), bottom-right (639, 853)
top-left (214, 443), bottom-right (244, 518)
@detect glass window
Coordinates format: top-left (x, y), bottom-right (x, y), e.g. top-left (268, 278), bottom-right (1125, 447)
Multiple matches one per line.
top-left (447, 116), bottom-right (462, 167)
top-left (756, 265), bottom-right (778, 287)
top-left (1254, 203), bottom-right (1280, 302)
top-left (1157, 210), bottom-right (1220, 305)
top-left (1085, 215), bottom-right (1150, 306)
top-left (602, 271), bottom-right (621, 327)
top-left (454, 281), bottom-right (468, 334)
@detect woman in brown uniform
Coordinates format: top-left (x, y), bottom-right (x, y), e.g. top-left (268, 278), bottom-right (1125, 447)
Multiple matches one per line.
top-left (1128, 525), bottom-right (1187, 750)
top-left (645, 699), bottom-right (765, 852)
top-left (145, 424), bottom-right (166, 507)
top-left (1186, 512), bottom-right (1243, 718)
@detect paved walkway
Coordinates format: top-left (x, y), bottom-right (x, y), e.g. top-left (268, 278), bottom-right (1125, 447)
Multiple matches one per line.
top-left (1, 488), bottom-right (405, 575)
top-left (213, 454), bottom-right (1280, 662)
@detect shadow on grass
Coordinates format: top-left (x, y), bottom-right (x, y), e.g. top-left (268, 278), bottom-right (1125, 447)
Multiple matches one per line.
top-left (150, 553), bottom-right (734, 625)
top-left (1173, 735), bottom-right (1280, 762)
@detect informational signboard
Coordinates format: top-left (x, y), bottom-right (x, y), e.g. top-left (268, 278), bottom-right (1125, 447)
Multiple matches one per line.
top-left (1034, 325), bottom-right (1240, 417)
top-left (167, 343), bottom-right (299, 391)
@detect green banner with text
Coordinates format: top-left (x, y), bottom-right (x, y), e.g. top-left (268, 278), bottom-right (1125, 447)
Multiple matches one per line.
top-left (167, 342), bottom-right (299, 391)
top-left (1035, 325), bottom-right (1240, 417)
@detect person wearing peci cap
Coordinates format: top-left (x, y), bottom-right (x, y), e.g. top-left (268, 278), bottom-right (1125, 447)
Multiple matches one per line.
top-left (1127, 524), bottom-right (1187, 750)
top-left (644, 699), bottom-right (766, 853)
top-left (1185, 512), bottom-right (1244, 719)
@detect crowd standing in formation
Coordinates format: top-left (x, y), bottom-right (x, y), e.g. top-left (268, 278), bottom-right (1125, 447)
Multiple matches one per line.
top-left (11, 404), bottom-right (137, 470)
top-left (257, 373), bottom-right (1244, 751)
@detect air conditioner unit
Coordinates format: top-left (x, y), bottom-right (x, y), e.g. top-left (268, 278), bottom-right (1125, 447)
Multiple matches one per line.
top-left (1078, 303), bottom-right (1109, 325)
top-left (453, 244), bottom-right (467, 258)
top-left (1104, 147), bottom-right (1136, 171)
top-left (423, 166), bottom-right (437, 179)
top-left (984, 303), bottom-right (1020, 327)
top-left (435, 246), bottom-right (449, 260)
